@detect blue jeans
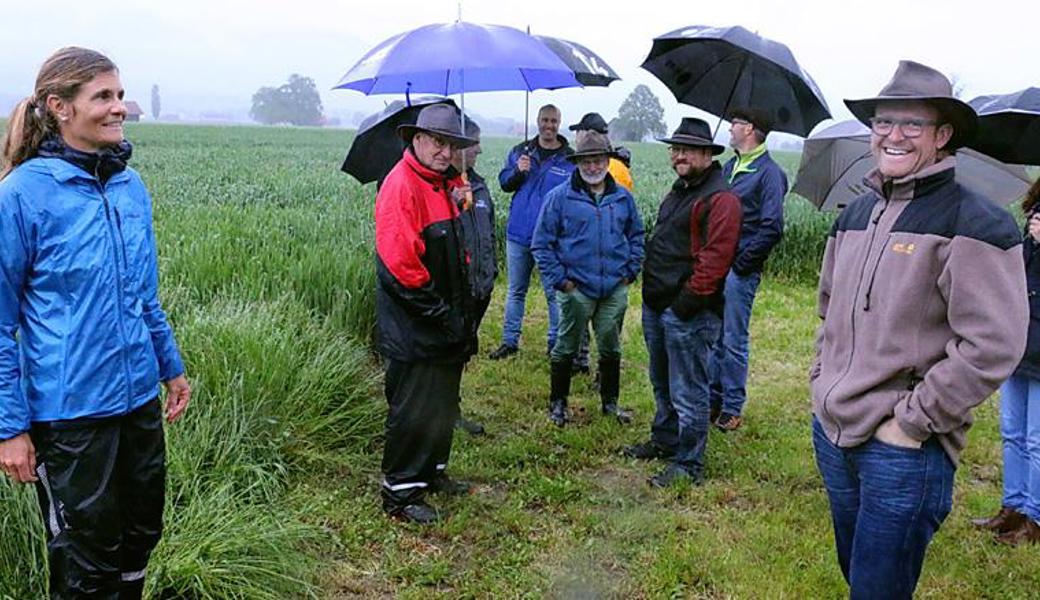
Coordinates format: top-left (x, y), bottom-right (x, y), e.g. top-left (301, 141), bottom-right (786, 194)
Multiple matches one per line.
top-left (501, 240), bottom-right (560, 350)
top-left (812, 417), bottom-right (954, 600)
top-left (643, 305), bottom-right (721, 475)
top-left (709, 270), bottom-right (761, 417)
top-left (1001, 375), bottom-right (1040, 521)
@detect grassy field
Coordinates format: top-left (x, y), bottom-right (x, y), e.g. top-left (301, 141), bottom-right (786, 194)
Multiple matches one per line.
top-left (0, 123), bottom-right (1036, 598)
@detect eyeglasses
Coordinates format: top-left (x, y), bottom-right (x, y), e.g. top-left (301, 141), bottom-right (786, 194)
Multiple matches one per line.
top-left (668, 146), bottom-right (700, 156)
top-left (730, 118), bottom-right (753, 128)
top-left (868, 116), bottom-right (939, 138)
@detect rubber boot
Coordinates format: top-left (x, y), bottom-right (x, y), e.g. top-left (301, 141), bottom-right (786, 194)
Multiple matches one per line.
top-left (549, 358), bottom-right (573, 426)
top-left (599, 357), bottom-right (631, 424)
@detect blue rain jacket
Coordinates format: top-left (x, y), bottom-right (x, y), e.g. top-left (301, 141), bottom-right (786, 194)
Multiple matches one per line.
top-left (498, 137), bottom-right (575, 247)
top-left (0, 158), bottom-right (184, 439)
top-left (531, 172), bottom-right (645, 299)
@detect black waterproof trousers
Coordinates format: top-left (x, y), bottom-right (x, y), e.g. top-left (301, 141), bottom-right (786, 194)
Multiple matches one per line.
top-left (381, 360), bottom-right (463, 508)
top-left (30, 398), bottom-right (166, 600)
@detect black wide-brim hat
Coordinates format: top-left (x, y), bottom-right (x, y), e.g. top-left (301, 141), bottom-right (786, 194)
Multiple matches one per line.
top-left (397, 103), bottom-right (478, 148)
top-left (844, 60), bottom-right (978, 150)
top-left (657, 117), bottom-right (725, 155)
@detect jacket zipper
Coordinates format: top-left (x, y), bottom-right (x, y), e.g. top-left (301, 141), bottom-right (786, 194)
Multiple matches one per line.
top-left (95, 169), bottom-right (134, 408)
top-left (862, 200), bottom-right (891, 312)
top-left (820, 197), bottom-right (889, 444)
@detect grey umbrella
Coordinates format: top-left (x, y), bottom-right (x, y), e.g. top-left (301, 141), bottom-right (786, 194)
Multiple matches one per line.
top-left (968, 87), bottom-right (1040, 165)
top-left (793, 120), bottom-right (1031, 210)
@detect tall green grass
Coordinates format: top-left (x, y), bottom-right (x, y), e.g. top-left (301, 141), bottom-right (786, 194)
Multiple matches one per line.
top-left (1, 123), bottom-right (382, 598)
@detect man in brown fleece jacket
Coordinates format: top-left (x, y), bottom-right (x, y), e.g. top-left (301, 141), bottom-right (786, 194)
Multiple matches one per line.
top-left (810, 61), bottom-right (1028, 599)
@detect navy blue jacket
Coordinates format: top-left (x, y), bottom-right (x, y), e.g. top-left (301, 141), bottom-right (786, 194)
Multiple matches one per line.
top-left (531, 172), bottom-right (645, 299)
top-left (722, 151), bottom-right (788, 274)
top-left (499, 136), bottom-right (574, 247)
top-left (1017, 223), bottom-right (1040, 380)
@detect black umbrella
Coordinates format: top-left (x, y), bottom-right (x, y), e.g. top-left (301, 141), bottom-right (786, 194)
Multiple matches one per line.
top-left (341, 96), bottom-right (458, 185)
top-left (968, 87), bottom-right (1040, 165)
top-left (533, 35), bottom-right (620, 87)
top-left (640, 24), bottom-right (830, 137)
top-left (793, 120), bottom-right (1031, 211)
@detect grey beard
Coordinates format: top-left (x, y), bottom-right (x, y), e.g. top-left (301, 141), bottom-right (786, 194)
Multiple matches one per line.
top-left (580, 170), bottom-right (607, 186)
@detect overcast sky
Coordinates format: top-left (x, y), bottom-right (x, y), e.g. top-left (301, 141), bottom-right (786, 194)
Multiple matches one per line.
top-left (0, 0), bottom-right (1033, 136)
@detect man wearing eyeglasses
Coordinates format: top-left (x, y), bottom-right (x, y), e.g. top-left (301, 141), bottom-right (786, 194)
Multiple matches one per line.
top-left (811, 61), bottom-right (1027, 598)
top-left (623, 118), bottom-right (742, 486)
top-left (374, 104), bottom-right (482, 524)
top-left (707, 107), bottom-right (788, 432)
top-left (531, 130), bottom-right (644, 427)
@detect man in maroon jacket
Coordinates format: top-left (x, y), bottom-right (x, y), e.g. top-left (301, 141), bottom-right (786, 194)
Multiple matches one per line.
top-left (623, 118), bottom-right (742, 486)
top-left (374, 104), bottom-right (479, 524)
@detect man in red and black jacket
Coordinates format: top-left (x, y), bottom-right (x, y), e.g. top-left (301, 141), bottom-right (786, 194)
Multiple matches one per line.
top-left (374, 104), bottom-right (480, 524)
top-left (624, 118), bottom-right (743, 487)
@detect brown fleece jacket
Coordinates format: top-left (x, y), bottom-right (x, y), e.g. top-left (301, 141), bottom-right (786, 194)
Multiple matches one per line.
top-left (811, 157), bottom-right (1028, 464)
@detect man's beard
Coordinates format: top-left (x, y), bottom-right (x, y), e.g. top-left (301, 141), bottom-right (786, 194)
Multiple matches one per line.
top-left (580, 169), bottom-right (607, 186)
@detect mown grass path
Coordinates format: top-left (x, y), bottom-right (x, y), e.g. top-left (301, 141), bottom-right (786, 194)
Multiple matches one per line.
top-left (315, 279), bottom-right (1038, 599)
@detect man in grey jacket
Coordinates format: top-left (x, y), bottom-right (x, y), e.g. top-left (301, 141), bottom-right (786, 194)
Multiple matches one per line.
top-left (811, 61), bottom-right (1028, 599)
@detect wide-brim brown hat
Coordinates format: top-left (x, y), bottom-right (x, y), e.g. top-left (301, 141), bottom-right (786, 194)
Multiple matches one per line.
top-left (657, 117), bottom-right (725, 155)
top-left (397, 103), bottom-right (478, 148)
top-left (567, 130), bottom-right (621, 161)
top-left (844, 60), bottom-right (977, 150)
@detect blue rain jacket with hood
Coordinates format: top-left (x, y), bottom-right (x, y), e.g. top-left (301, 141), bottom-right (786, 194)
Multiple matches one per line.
top-left (0, 140), bottom-right (184, 440)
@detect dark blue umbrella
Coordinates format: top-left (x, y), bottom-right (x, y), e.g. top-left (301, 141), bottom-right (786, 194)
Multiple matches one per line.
top-left (341, 96), bottom-right (457, 186)
top-left (641, 25), bottom-right (830, 137)
top-left (968, 87), bottom-right (1040, 165)
top-left (334, 22), bottom-right (580, 95)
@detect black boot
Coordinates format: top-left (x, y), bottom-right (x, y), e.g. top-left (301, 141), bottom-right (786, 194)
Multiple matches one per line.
top-left (599, 357), bottom-right (631, 424)
top-left (549, 358), bottom-right (573, 426)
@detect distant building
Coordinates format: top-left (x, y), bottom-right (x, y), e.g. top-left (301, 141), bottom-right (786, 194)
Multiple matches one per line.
top-left (124, 101), bottom-right (144, 122)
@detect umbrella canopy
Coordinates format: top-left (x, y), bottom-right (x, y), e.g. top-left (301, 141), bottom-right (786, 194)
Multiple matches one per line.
top-left (640, 24), bottom-right (830, 137)
top-left (968, 87), bottom-right (1040, 165)
top-left (334, 22), bottom-right (580, 95)
top-left (340, 96), bottom-right (457, 185)
top-left (533, 35), bottom-right (619, 87)
top-left (794, 120), bottom-right (1032, 210)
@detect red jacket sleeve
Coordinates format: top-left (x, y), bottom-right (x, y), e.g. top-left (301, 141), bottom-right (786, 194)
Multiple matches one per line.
top-left (684, 191), bottom-right (742, 297)
top-left (375, 174), bottom-right (430, 289)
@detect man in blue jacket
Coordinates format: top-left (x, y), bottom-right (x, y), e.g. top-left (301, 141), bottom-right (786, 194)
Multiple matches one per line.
top-left (488, 104), bottom-right (574, 360)
top-left (531, 130), bottom-right (645, 426)
top-left (708, 107), bottom-right (788, 431)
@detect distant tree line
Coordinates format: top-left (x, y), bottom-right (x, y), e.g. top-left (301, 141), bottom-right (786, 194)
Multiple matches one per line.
top-left (250, 74), bottom-right (324, 126)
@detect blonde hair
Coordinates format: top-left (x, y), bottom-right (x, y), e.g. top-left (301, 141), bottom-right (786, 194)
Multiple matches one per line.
top-left (1, 47), bottom-right (116, 179)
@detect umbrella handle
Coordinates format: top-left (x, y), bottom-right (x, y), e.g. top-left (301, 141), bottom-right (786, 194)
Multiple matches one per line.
top-left (460, 171), bottom-right (473, 211)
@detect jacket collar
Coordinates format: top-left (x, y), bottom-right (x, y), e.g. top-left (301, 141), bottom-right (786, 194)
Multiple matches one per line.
top-left (526, 134), bottom-right (571, 154)
top-left (37, 135), bottom-right (132, 185)
top-left (865, 155), bottom-right (957, 202)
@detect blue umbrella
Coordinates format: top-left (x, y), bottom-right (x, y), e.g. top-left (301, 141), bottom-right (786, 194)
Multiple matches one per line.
top-left (334, 22), bottom-right (581, 96)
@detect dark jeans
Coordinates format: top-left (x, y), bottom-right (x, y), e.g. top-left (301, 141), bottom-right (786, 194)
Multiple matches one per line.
top-left (812, 417), bottom-right (954, 600)
top-left (381, 359), bottom-right (463, 507)
top-left (30, 398), bottom-right (166, 600)
top-left (708, 270), bottom-right (761, 416)
top-left (643, 305), bottom-right (721, 476)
